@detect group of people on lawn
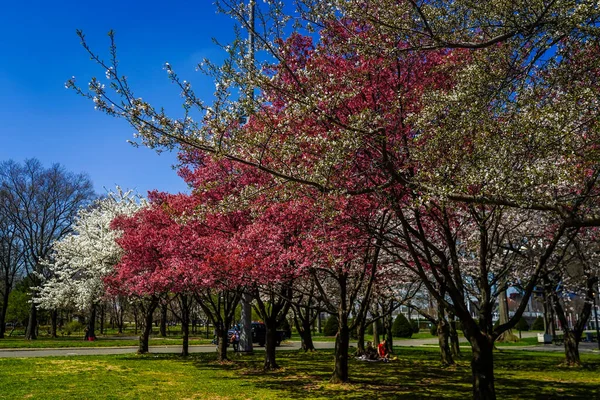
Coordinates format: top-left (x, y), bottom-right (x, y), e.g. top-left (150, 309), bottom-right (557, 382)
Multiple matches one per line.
top-left (360, 339), bottom-right (390, 362)
top-left (227, 326), bottom-right (391, 360)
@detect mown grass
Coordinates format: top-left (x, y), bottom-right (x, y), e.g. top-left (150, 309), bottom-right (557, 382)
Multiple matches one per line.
top-left (0, 347), bottom-right (598, 399)
top-left (305, 331), bottom-right (436, 342)
top-left (397, 331), bottom-right (438, 340)
top-left (495, 336), bottom-right (540, 346)
top-left (0, 336), bottom-right (213, 349)
top-left (422, 336), bottom-right (541, 348)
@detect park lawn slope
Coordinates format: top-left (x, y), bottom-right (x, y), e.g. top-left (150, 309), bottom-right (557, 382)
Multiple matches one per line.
top-left (0, 348), bottom-right (598, 399)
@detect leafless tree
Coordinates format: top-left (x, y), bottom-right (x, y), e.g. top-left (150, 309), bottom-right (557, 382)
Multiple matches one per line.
top-left (0, 159), bottom-right (94, 339)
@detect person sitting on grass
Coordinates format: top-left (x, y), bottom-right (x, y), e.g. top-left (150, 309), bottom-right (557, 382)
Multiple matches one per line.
top-left (365, 341), bottom-right (379, 360)
top-left (378, 339), bottom-right (389, 361)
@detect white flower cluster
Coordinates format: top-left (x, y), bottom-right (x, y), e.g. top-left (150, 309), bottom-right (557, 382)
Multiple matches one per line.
top-left (36, 188), bottom-right (147, 312)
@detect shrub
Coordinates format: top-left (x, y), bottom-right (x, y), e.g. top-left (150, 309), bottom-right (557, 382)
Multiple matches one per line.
top-left (410, 320), bottom-right (420, 334)
top-left (63, 321), bottom-right (83, 336)
top-left (323, 316), bottom-right (338, 336)
top-left (278, 318), bottom-right (291, 331)
top-left (430, 323), bottom-right (437, 336)
top-left (392, 314), bottom-right (412, 338)
top-left (516, 317), bottom-right (529, 332)
top-left (531, 316), bottom-right (545, 331)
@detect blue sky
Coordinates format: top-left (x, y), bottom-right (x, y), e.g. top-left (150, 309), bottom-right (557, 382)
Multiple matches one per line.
top-left (0, 0), bottom-right (239, 196)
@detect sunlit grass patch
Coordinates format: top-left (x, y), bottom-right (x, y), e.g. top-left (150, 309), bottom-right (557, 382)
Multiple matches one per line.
top-left (0, 348), bottom-right (598, 399)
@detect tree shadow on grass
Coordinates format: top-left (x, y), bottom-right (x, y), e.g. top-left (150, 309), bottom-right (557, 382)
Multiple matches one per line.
top-left (159, 348), bottom-right (600, 399)
top-left (496, 376), bottom-right (600, 399)
top-left (176, 350), bottom-right (475, 399)
top-left (493, 350), bottom-right (600, 399)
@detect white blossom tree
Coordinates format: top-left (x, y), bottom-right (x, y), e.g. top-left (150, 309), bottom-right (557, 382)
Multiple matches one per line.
top-left (36, 188), bottom-right (146, 339)
top-left (541, 229), bottom-right (600, 365)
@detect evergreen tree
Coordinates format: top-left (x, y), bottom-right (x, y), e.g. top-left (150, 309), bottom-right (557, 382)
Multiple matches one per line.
top-left (392, 314), bottom-right (412, 338)
top-left (323, 315), bottom-right (338, 336)
top-left (531, 316), bottom-right (544, 331)
top-left (516, 317), bottom-right (529, 332)
top-left (410, 320), bottom-right (420, 334)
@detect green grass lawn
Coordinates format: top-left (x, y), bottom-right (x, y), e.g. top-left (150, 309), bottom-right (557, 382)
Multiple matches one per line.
top-left (397, 331), bottom-right (436, 340)
top-left (0, 336), bottom-right (213, 349)
top-left (495, 336), bottom-right (540, 346)
top-left (306, 331), bottom-right (435, 342)
top-left (422, 337), bottom-right (541, 348)
top-left (0, 347), bottom-right (598, 399)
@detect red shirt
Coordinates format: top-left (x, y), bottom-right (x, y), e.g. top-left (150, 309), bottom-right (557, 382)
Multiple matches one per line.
top-left (378, 342), bottom-right (387, 357)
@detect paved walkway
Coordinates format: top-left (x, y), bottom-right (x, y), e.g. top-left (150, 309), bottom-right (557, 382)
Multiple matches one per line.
top-left (501, 342), bottom-right (600, 353)
top-left (0, 341), bottom-right (334, 358)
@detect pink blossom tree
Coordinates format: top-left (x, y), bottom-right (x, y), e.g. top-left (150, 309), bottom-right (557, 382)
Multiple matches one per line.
top-left (72, 3), bottom-right (600, 399)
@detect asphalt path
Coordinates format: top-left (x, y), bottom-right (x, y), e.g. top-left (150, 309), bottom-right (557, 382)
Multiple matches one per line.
top-left (0, 331), bottom-right (598, 358)
top-left (0, 341), bottom-right (334, 358)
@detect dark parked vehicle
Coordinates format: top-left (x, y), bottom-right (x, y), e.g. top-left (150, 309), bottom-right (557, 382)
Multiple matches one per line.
top-left (227, 322), bottom-right (290, 347)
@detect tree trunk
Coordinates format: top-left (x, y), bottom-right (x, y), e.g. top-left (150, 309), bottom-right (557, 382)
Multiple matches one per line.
top-left (497, 289), bottom-right (518, 342)
top-left (50, 309), bottom-right (58, 338)
top-left (181, 295), bottom-right (190, 357)
top-left (216, 324), bottom-right (229, 361)
top-left (470, 335), bottom-right (496, 400)
top-left (438, 319), bottom-right (454, 366)
top-left (449, 313), bottom-right (461, 357)
top-left (373, 319), bottom-right (380, 345)
top-left (437, 301), bottom-right (454, 365)
top-left (264, 322), bottom-right (279, 370)
top-left (547, 277), bottom-right (594, 367)
top-left (0, 288), bottom-right (9, 339)
top-left (99, 304), bottom-right (105, 335)
top-left (331, 318), bottom-right (350, 383)
top-left (138, 298), bottom-right (158, 354)
top-left (385, 313), bottom-right (393, 354)
top-left (85, 305), bottom-right (97, 341)
top-left (181, 317), bottom-right (190, 357)
top-left (563, 331), bottom-right (581, 366)
top-left (25, 302), bottom-right (37, 340)
top-left (159, 302), bottom-right (167, 337)
top-left (133, 306), bottom-right (139, 335)
top-left (296, 317), bottom-right (315, 351)
top-left (139, 318), bottom-right (152, 354)
top-left (113, 298), bottom-right (126, 334)
top-left (118, 306), bottom-right (125, 334)
top-left (355, 320), bottom-right (366, 356)
top-left (300, 327), bottom-right (315, 352)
